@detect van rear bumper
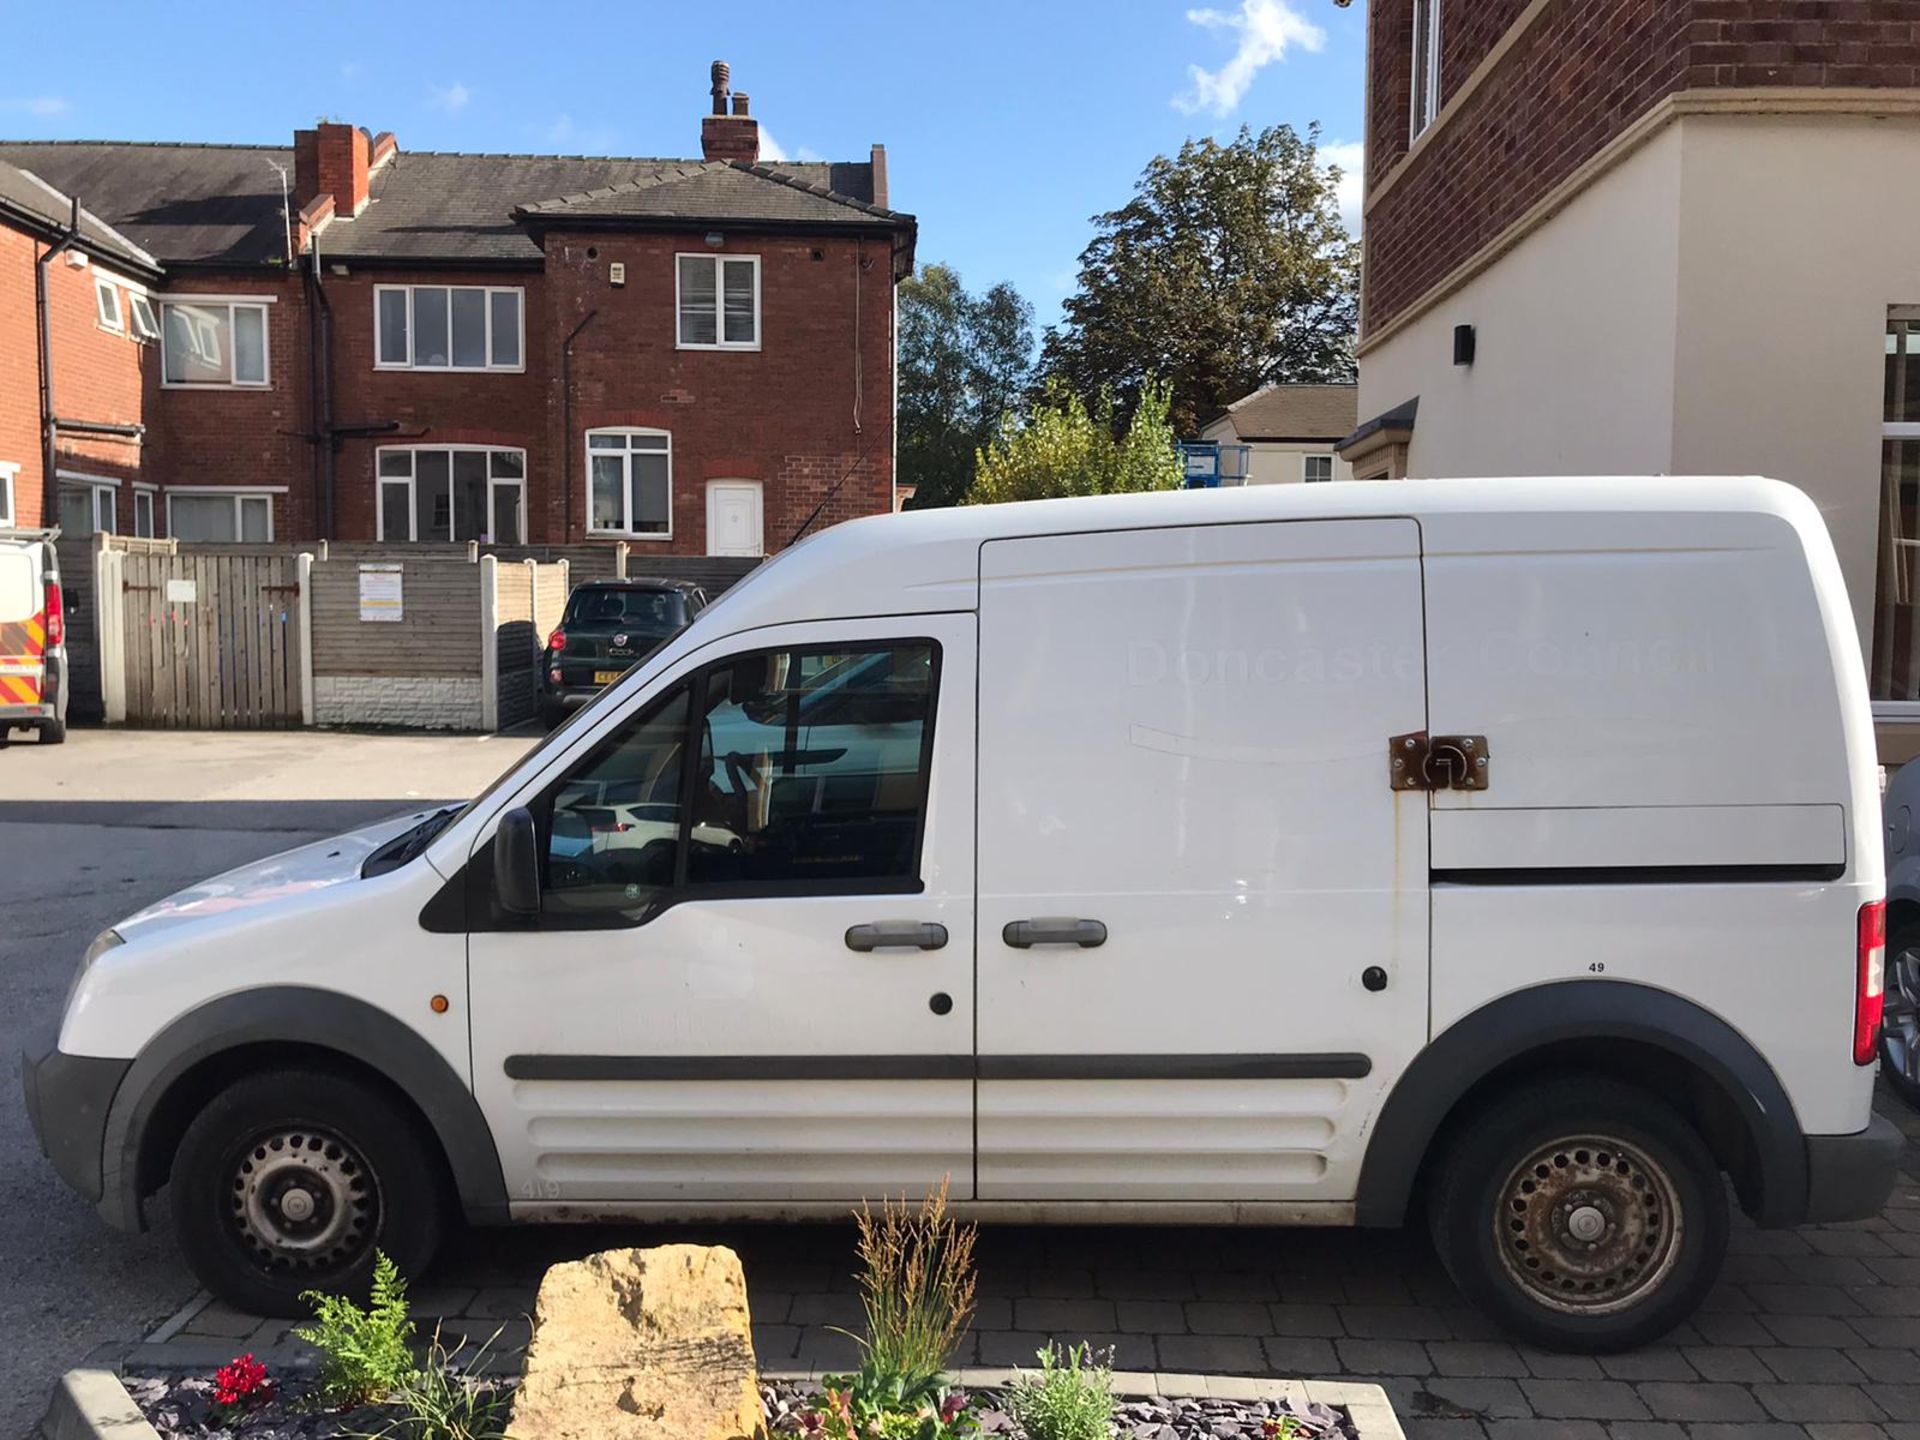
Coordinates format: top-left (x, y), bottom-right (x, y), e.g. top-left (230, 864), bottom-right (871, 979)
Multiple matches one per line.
top-left (1803, 1114), bottom-right (1906, 1224)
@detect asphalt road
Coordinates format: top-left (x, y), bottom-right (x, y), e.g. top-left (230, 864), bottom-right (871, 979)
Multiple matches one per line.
top-left (0, 727), bottom-right (531, 1439)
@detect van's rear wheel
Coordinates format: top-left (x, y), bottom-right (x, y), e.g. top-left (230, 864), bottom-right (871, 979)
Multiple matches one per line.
top-left (170, 1069), bottom-right (445, 1317)
top-left (1429, 1077), bottom-right (1727, 1352)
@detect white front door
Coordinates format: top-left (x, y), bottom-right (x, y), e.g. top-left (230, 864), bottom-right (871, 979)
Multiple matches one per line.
top-left (706, 481), bottom-right (763, 557)
top-left (974, 519), bottom-right (1430, 1202)
top-left (468, 613), bottom-right (977, 1206)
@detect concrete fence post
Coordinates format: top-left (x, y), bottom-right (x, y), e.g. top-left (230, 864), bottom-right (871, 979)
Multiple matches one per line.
top-left (479, 554), bottom-right (499, 733)
top-left (95, 538), bottom-right (126, 725)
top-left (616, 541), bottom-right (630, 580)
top-left (296, 552), bottom-right (315, 727)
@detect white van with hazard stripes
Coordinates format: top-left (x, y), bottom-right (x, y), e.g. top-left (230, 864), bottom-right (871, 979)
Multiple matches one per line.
top-left (0, 529), bottom-right (67, 744)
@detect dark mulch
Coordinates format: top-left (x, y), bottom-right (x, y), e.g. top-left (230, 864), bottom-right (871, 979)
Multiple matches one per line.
top-left (761, 1379), bottom-right (1359, 1439)
top-left (124, 1373), bottom-right (514, 1440)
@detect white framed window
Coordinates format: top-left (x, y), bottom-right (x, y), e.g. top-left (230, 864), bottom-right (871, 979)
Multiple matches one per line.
top-left (0, 462), bottom-right (16, 527)
top-left (57, 477), bottom-right (117, 536)
top-left (675, 254), bottom-right (760, 350)
top-left (376, 446), bottom-right (526, 543)
top-left (132, 485), bottom-right (156, 538)
top-left (128, 293), bottom-right (159, 342)
top-left (586, 429), bottom-right (672, 537)
top-left (161, 299), bottom-right (270, 387)
top-left (375, 285), bottom-right (524, 371)
top-left (1303, 454), bottom-right (1335, 483)
top-left (1411, 0), bottom-right (1442, 141)
top-left (165, 489), bottom-right (275, 542)
top-left (95, 276), bottom-right (123, 332)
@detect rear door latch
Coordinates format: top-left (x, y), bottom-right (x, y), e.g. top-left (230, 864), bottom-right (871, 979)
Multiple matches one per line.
top-left (1389, 732), bottom-right (1490, 792)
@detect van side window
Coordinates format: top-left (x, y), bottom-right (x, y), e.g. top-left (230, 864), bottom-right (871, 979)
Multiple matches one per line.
top-left (687, 643), bottom-right (937, 889)
top-left (540, 683), bottom-right (692, 917)
top-left (532, 640), bottom-right (938, 920)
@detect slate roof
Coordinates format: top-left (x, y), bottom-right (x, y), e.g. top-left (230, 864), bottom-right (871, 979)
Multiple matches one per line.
top-left (1206, 383), bottom-right (1359, 441)
top-left (0, 142), bottom-right (907, 269)
top-left (0, 156), bottom-right (164, 275)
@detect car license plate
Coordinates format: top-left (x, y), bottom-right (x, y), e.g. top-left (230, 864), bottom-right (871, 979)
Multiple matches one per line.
top-left (594, 669), bottom-right (623, 685)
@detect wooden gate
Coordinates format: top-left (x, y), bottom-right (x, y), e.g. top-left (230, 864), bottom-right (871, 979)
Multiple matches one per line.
top-left (119, 549), bottom-right (305, 727)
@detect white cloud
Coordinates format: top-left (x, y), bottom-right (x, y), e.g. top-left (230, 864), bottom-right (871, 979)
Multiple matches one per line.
top-left (429, 82), bottom-right (472, 115)
top-left (339, 61), bottom-right (365, 83)
top-left (3, 96), bottom-right (71, 118)
top-left (1174, 0), bottom-right (1325, 116)
top-left (758, 130), bottom-right (825, 165)
top-left (1320, 139), bottom-right (1364, 233)
top-left (539, 113), bottom-right (619, 154)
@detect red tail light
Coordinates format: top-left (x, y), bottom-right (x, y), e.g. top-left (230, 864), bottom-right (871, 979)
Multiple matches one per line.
top-left (43, 582), bottom-right (64, 649)
top-left (1856, 899), bottom-right (1886, 1066)
top-left (546, 628), bottom-right (566, 654)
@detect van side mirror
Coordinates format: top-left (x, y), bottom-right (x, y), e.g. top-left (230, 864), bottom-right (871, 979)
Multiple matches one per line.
top-left (494, 807), bottom-right (541, 916)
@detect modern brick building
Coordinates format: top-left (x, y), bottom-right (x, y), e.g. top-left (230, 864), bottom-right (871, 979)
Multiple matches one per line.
top-left (1336, 0), bottom-right (1920, 756)
top-left (0, 61), bottom-right (915, 557)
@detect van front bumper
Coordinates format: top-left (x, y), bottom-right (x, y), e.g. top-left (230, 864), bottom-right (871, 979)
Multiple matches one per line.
top-left (1803, 1113), bottom-right (1906, 1223)
top-left (21, 1028), bottom-right (130, 1211)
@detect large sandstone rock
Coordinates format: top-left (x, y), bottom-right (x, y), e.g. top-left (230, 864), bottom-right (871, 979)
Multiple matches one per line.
top-left (508, 1244), bottom-right (764, 1440)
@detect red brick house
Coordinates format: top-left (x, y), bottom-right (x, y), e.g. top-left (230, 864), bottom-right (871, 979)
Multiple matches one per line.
top-left (0, 62), bottom-right (915, 556)
top-left (1335, 0), bottom-right (1920, 758)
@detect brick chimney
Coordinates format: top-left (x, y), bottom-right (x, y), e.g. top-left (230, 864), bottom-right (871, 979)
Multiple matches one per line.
top-left (870, 144), bottom-right (889, 210)
top-left (700, 61), bottom-right (760, 164)
top-left (294, 122), bottom-right (372, 217)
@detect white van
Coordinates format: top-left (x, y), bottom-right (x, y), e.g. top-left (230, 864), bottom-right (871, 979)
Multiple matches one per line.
top-left (24, 477), bottom-right (1900, 1351)
top-left (0, 529), bottom-right (68, 743)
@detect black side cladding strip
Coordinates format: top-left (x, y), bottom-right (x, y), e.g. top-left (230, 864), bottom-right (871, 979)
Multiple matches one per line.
top-left (1432, 863), bottom-right (1846, 886)
top-left (504, 1054), bottom-right (1372, 1082)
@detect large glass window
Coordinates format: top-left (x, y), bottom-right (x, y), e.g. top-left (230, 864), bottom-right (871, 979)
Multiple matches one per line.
top-left (586, 430), bottom-right (671, 536)
top-left (375, 285), bottom-right (523, 370)
top-left (57, 481), bottom-right (115, 536)
top-left (161, 300), bottom-right (269, 386)
top-left (676, 254), bottom-right (759, 349)
top-left (167, 492), bottom-right (272, 542)
top-left (1875, 311), bottom-right (1920, 702)
top-left (376, 447), bottom-right (525, 543)
top-left (536, 641), bottom-right (937, 919)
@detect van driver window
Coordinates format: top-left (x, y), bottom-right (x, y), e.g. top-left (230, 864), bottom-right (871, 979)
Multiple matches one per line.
top-left (536, 642), bottom-right (936, 917)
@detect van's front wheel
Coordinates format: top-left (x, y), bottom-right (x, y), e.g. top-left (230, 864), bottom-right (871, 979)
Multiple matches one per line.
top-left (170, 1070), bottom-right (445, 1317)
top-left (1429, 1077), bottom-right (1727, 1353)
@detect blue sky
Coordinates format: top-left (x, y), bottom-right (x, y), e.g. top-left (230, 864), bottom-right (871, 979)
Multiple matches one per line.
top-left (0, 0), bottom-right (1364, 332)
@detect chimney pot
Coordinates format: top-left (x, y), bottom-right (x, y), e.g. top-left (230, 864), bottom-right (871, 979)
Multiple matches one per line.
top-left (731, 92), bottom-right (750, 117)
top-left (710, 59), bottom-right (731, 116)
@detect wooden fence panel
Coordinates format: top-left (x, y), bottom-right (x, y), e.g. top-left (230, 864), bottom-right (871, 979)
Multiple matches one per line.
top-left (117, 549), bottom-right (305, 728)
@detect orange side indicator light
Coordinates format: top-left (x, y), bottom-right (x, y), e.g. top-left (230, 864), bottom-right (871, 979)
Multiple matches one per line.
top-left (430, 994), bottom-right (450, 1014)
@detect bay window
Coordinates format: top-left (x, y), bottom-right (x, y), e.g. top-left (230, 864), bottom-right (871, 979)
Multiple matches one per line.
top-left (676, 254), bottom-right (759, 349)
top-left (375, 285), bottom-right (524, 370)
top-left (377, 447), bottom-right (526, 543)
top-left (161, 298), bottom-right (270, 386)
top-left (587, 429), bottom-right (671, 536)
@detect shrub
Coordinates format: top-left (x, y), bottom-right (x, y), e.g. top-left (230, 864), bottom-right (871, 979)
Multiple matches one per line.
top-left (804, 1369), bottom-right (978, 1440)
top-left (293, 1251), bottom-right (418, 1407)
top-left (850, 1176), bottom-right (978, 1388)
top-left (1005, 1342), bottom-right (1116, 1440)
top-left (350, 1325), bottom-right (513, 1440)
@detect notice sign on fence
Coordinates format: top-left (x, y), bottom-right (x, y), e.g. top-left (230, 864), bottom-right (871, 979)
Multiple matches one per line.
top-left (165, 578), bottom-right (197, 604)
top-left (358, 563), bottom-right (404, 622)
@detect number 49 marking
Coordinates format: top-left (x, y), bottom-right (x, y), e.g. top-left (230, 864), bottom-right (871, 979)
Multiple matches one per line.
top-left (1588, 961), bottom-right (1606, 973)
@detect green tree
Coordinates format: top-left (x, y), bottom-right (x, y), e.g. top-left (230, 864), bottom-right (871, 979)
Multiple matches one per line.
top-left (1040, 123), bottom-right (1358, 438)
top-left (964, 379), bottom-right (1182, 506)
top-left (898, 263), bottom-right (1035, 509)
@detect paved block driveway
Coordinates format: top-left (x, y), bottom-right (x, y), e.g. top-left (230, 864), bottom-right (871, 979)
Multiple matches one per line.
top-left (147, 1090), bottom-right (1920, 1440)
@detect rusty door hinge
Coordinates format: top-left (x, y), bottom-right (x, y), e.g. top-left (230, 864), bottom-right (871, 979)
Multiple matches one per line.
top-left (1389, 732), bottom-right (1490, 791)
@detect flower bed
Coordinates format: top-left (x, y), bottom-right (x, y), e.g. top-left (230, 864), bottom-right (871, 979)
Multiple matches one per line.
top-left (127, 1370), bottom-right (515, 1439)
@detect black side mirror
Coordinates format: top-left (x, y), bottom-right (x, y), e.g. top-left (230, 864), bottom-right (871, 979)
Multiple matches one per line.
top-left (494, 807), bottom-right (541, 916)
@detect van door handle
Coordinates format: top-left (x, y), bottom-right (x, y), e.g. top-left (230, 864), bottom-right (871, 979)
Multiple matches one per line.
top-left (845, 921), bottom-right (949, 952)
top-left (1003, 918), bottom-right (1108, 949)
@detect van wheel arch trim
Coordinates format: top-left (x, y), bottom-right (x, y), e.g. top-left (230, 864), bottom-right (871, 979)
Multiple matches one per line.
top-left (1354, 980), bottom-right (1807, 1229)
top-left (98, 987), bottom-right (508, 1232)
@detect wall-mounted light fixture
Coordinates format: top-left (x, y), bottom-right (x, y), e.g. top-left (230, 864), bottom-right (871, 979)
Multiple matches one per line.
top-left (705, 231), bottom-right (725, 248)
top-left (1453, 323), bottom-right (1476, 367)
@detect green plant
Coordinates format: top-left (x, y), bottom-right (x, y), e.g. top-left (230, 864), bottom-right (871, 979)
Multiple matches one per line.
top-left (803, 1365), bottom-right (978, 1440)
top-left (293, 1251), bottom-right (418, 1407)
top-left (963, 379), bottom-right (1182, 507)
top-left (350, 1325), bottom-right (513, 1440)
top-left (846, 1176), bottom-right (978, 1389)
top-left (1004, 1342), bottom-right (1116, 1440)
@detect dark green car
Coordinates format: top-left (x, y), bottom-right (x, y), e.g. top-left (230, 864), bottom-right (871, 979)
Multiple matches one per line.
top-left (540, 578), bottom-right (707, 728)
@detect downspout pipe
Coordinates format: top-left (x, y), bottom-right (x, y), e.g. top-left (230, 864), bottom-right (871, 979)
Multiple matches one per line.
top-left (36, 195), bottom-right (81, 527)
top-left (560, 310), bottom-right (597, 542)
top-left (308, 241), bottom-right (335, 537)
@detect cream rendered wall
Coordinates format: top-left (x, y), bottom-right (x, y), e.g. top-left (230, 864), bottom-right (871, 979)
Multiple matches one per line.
top-left (1198, 418), bottom-right (1355, 485)
top-left (1671, 112), bottom-right (1920, 659)
top-left (1356, 123), bottom-right (1685, 478)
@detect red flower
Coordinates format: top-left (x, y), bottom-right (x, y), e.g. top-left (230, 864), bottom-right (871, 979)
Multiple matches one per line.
top-left (940, 1391), bottom-right (969, 1422)
top-left (212, 1353), bottom-right (275, 1410)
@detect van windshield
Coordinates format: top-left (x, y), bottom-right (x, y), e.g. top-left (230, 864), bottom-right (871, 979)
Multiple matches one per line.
top-left (0, 551), bottom-right (36, 622)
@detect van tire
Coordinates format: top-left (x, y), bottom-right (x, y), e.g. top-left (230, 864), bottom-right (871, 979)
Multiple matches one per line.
top-left (37, 718), bottom-right (65, 745)
top-left (1428, 1076), bottom-right (1727, 1353)
top-left (170, 1069), bottom-right (445, 1317)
